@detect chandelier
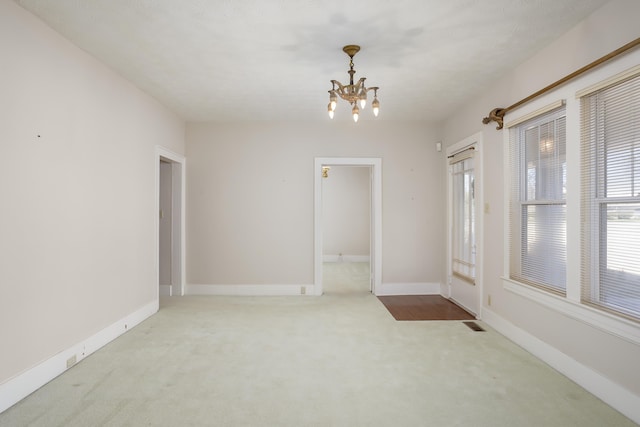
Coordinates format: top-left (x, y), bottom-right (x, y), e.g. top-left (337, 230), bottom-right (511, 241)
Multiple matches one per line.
top-left (327, 45), bottom-right (380, 122)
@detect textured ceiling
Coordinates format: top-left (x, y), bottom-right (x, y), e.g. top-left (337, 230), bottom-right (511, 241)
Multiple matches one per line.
top-left (17, 0), bottom-right (610, 123)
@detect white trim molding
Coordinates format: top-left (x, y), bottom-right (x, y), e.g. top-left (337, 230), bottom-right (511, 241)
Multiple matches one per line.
top-left (187, 281), bottom-right (438, 297)
top-left (376, 282), bottom-right (441, 296)
top-left (323, 255), bottom-right (370, 263)
top-left (0, 300), bottom-right (158, 414)
top-left (575, 64), bottom-right (640, 98)
top-left (503, 277), bottom-right (640, 346)
top-left (483, 307), bottom-right (640, 425)
top-left (186, 284), bottom-right (316, 296)
top-left (504, 99), bottom-right (566, 129)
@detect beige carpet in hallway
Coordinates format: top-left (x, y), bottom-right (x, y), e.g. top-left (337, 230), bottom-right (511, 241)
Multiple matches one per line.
top-left (0, 264), bottom-right (635, 426)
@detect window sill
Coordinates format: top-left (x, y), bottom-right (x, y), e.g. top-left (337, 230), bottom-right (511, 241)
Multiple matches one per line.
top-left (502, 277), bottom-right (640, 346)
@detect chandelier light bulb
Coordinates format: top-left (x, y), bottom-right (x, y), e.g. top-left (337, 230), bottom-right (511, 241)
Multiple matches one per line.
top-left (372, 97), bottom-right (380, 117)
top-left (358, 90), bottom-right (367, 109)
top-left (352, 103), bottom-right (359, 122)
top-left (328, 103), bottom-right (334, 119)
top-left (329, 90), bottom-right (338, 111)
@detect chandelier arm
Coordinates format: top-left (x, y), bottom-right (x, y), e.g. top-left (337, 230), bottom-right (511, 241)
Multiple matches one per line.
top-left (330, 79), bottom-right (344, 90)
top-left (331, 80), bottom-right (347, 98)
top-left (331, 80), bottom-right (355, 102)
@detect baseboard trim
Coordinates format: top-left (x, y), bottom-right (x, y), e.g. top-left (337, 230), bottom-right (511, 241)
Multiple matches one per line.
top-left (482, 308), bottom-right (640, 424)
top-left (376, 282), bottom-right (441, 296)
top-left (186, 284), bottom-right (315, 296)
top-left (0, 300), bottom-right (158, 414)
top-left (323, 255), bottom-right (370, 263)
top-left (159, 284), bottom-right (172, 296)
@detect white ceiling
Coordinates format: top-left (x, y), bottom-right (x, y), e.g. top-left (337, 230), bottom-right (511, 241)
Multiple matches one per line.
top-left (17, 0), bottom-right (610, 123)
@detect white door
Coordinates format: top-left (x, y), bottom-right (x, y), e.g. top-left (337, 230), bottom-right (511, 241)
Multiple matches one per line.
top-left (369, 166), bottom-right (374, 292)
top-left (159, 160), bottom-right (173, 291)
top-left (449, 145), bottom-right (479, 315)
top-left (156, 147), bottom-right (186, 297)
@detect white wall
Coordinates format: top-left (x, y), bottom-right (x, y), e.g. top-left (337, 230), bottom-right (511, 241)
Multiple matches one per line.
top-left (0, 0), bottom-right (185, 389)
top-left (186, 121), bottom-right (443, 287)
top-left (441, 0), bottom-right (640, 415)
top-left (322, 166), bottom-right (370, 259)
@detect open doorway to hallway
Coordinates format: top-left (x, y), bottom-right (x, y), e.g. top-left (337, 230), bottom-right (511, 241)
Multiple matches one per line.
top-left (322, 165), bottom-right (371, 295)
top-left (314, 157), bottom-right (382, 296)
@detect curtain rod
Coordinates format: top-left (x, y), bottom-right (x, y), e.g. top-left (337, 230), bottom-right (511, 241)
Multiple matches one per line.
top-left (447, 145), bottom-right (475, 159)
top-left (482, 37), bottom-right (640, 130)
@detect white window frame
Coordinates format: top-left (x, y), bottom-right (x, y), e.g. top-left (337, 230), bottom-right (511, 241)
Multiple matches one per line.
top-left (507, 104), bottom-right (567, 294)
top-left (501, 51), bottom-right (640, 345)
top-left (580, 68), bottom-right (640, 320)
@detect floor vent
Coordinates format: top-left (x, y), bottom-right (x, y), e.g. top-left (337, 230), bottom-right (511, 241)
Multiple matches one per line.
top-left (463, 321), bottom-right (485, 332)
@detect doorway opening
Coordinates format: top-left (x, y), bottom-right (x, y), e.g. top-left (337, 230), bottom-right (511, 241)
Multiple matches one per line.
top-left (314, 158), bottom-right (382, 296)
top-left (156, 147), bottom-right (185, 297)
top-left (322, 165), bottom-right (371, 295)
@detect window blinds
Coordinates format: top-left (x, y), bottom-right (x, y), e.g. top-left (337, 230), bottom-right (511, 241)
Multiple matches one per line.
top-left (581, 72), bottom-right (640, 320)
top-left (509, 108), bottom-right (567, 294)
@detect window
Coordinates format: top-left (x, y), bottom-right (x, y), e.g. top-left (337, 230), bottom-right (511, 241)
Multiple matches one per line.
top-left (451, 148), bottom-right (476, 284)
top-left (581, 72), bottom-right (640, 321)
top-left (509, 107), bottom-right (567, 294)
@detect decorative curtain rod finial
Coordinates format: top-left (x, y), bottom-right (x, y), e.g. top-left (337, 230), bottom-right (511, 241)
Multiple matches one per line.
top-left (482, 108), bottom-right (506, 130)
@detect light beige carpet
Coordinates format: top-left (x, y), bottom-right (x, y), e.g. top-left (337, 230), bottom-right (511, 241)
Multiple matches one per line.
top-left (0, 264), bottom-right (636, 426)
top-left (322, 261), bottom-right (371, 295)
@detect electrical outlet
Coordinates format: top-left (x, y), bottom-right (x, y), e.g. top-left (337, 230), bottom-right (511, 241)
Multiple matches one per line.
top-left (301, 286), bottom-right (306, 295)
top-left (66, 355), bottom-right (77, 369)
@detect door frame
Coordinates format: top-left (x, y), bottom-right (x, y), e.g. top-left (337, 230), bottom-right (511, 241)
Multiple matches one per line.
top-left (314, 157), bottom-right (382, 296)
top-left (155, 146), bottom-right (186, 297)
top-left (446, 132), bottom-right (483, 316)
